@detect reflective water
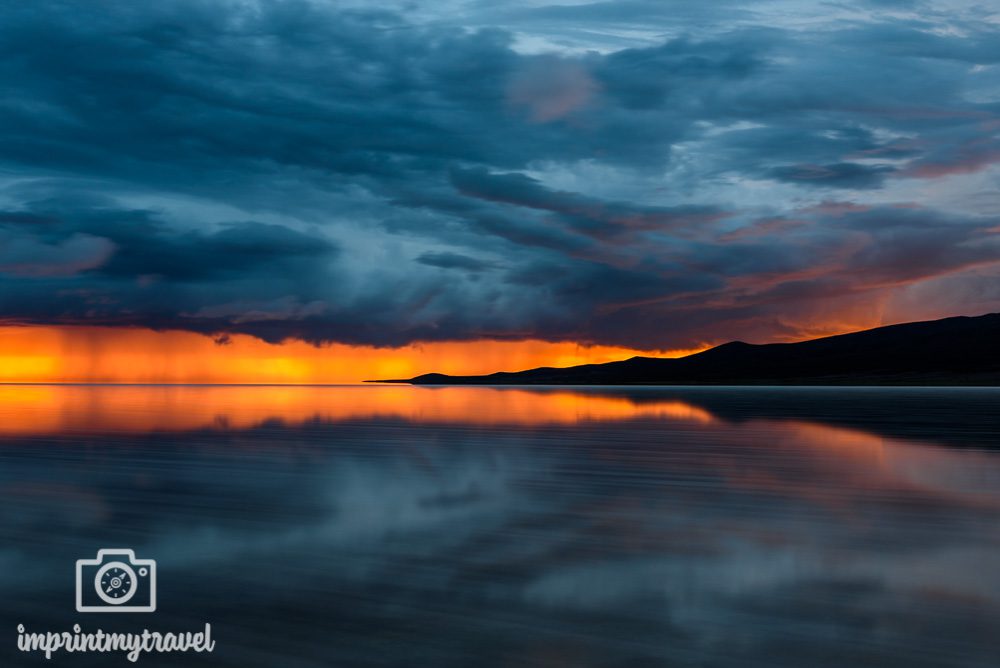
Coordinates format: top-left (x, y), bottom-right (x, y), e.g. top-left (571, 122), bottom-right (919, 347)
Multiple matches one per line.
top-left (1, 385), bottom-right (998, 667)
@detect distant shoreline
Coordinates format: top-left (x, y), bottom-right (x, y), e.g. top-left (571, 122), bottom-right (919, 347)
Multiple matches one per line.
top-left (369, 312), bottom-right (1000, 387)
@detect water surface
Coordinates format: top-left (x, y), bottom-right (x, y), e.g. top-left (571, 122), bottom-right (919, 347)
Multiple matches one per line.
top-left (1, 385), bottom-right (998, 667)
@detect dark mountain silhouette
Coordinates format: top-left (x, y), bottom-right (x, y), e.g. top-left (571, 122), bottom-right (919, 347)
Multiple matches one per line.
top-left (372, 312), bottom-right (1000, 385)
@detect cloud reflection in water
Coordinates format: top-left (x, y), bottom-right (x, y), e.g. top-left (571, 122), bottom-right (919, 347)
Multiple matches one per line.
top-left (0, 386), bottom-right (997, 667)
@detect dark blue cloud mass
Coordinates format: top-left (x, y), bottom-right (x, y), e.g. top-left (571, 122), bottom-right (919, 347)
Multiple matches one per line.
top-left (0, 0), bottom-right (999, 348)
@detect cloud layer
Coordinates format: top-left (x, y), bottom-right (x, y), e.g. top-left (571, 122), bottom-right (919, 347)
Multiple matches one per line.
top-left (1, 0), bottom-right (999, 348)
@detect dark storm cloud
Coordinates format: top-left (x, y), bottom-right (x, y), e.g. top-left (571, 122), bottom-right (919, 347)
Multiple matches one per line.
top-left (573, 206), bottom-right (1000, 348)
top-left (451, 167), bottom-right (724, 240)
top-left (768, 163), bottom-right (896, 189)
top-left (0, 199), bottom-right (345, 340)
top-left (591, 33), bottom-right (769, 111)
top-left (1, 0), bottom-right (999, 349)
top-left (840, 21), bottom-right (1000, 63)
top-left (506, 0), bottom-right (759, 26)
top-left (416, 251), bottom-right (498, 273)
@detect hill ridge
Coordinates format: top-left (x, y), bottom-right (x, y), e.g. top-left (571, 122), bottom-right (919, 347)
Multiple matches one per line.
top-left (369, 312), bottom-right (1000, 386)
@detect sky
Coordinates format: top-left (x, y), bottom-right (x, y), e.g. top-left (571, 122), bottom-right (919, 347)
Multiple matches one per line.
top-left (2, 0), bottom-right (1000, 381)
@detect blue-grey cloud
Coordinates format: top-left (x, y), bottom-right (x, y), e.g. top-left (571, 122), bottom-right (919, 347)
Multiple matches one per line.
top-left (1, 0), bottom-right (999, 349)
top-left (768, 163), bottom-right (896, 189)
top-left (416, 251), bottom-right (498, 273)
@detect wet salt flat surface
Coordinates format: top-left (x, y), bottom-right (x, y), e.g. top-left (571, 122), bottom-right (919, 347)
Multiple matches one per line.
top-left (1, 385), bottom-right (998, 667)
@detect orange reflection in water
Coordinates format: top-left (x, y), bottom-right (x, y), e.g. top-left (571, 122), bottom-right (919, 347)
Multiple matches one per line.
top-left (0, 384), bottom-right (715, 435)
top-left (3, 385), bottom-right (993, 514)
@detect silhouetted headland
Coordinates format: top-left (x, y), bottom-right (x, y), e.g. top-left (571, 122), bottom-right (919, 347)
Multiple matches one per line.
top-left (370, 312), bottom-right (1000, 385)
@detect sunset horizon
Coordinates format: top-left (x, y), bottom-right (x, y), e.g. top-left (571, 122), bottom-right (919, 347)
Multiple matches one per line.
top-left (0, 309), bottom-right (980, 384)
top-left (3, 1), bottom-right (1000, 377)
top-left (2, 2), bottom-right (999, 666)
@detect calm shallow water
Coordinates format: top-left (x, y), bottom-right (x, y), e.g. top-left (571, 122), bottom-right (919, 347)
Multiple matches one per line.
top-left (1, 385), bottom-right (999, 667)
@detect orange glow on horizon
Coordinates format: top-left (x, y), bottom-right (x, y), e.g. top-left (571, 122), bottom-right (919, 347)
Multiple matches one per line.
top-left (0, 326), bottom-right (706, 384)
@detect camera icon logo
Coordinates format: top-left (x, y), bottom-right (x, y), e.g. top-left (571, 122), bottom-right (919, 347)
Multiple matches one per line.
top-left (76, 549), bottom-right (157, 613)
